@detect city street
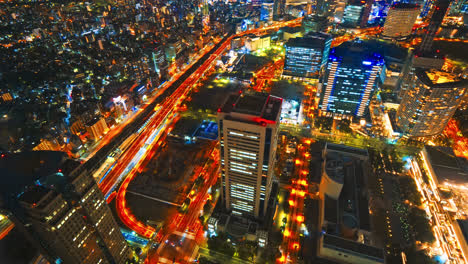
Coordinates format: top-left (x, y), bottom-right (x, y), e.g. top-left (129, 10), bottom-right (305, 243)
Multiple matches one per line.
top-left (280, 139), bottom-right (312, 263)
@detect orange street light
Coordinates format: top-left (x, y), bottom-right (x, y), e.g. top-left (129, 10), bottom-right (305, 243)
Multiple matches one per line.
top-left (296, 215), bottom-right (304, 222)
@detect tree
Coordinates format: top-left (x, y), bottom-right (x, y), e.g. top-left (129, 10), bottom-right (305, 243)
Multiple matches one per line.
top-left (338, 119), bottom-right (352, 133)
top-left (404, 247), bottom-right (437, 264)
top-left (207, 232), bottom-right (235, 257)
top-left (203, 201), bottom-right (213, 213)
top-left (237, 241), bottom-right (255, 261)
top-left (408, 207), bottom-right (435, 244)
top-left (399, 176), bottom-right (422, 206)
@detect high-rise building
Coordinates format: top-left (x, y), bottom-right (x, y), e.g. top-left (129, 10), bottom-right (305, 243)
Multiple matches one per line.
top-left (319, 41), bottom-right (386, 117)
top-left (419, 0), bottom-right (451, 52)
top-left (316, 0), bottom-right (337, 16)
top-left (396, 69), bottom-right (468, 137)
top-left (217, 92), bottom-right (282, 218)
top-left (282, 32), bottom-right (333, 79)
top-left (360, 0), bottom-right (375, 27)
top-left (302, 15), bottom-right (328, 33)
top-left (273, 0), bottom-right (286, 19)
top-left (382, 3), bottom-right (420, 39)
top-left (261, 1), bottom-right (275, 22)
top-left (0, 152), bottom-right (131, 264)
top-left (342, 3), bottom-right (365, 27)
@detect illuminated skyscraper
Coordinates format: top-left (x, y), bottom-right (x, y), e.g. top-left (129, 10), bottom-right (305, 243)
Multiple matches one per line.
top-left (396, 69), bottom-right (468, 137)
top-left (261, 0), bottom-right (274, 22)
top-left (273, 0), bottom-right (286, 19)
top-left (0, 152), bottom-right (130, 264)
top-left (342, 2), bottom-right (365, 27)
top-left (319, 41), bottom-right (385, 117)
top-left (360, 0), bottom-right (375, 27)
top-left (217, 92), bottom-right (282, 218)
top-left (283, 32), bottom-right (332, 79)
top-left (382, 3), bottom-right (420, 39)
top-left (420, 0), bottom-right (451, 52)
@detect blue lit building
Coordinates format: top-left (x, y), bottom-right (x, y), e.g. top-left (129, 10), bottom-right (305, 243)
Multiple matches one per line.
top-left (282, 32), bottom-right (333, 79)
top-left (319, 41), bottom-right (386, 117)
top-left (261, 1), bottom-right (274, 22)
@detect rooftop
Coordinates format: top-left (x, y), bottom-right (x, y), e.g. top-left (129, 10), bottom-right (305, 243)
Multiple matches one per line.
top-left (0, 151), bottom-right (80, 202)
top-left (417, 69), bottom-right (468, 88)
top-left (286, 32), bottom-right (332, 48)
top-left (18, 185), bottom-right (52, 206)
top-left (219, 92), bottom-right (282, 122)
top-left (323, 234), bottom-right (384, 261)
top-left (424, 146), bottom-right (468, 185)
top-left (331, 40), bottom-right (385, 66)
top-left (390, 3), bottom-right (420, 9)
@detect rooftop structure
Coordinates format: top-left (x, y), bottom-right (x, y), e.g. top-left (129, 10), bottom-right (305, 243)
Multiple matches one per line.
top-left (318, 144), bottom-right (382, 264)
top-left (421, 146), bottom-right (468, 186)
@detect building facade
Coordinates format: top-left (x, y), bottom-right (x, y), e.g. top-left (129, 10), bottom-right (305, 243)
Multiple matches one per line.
top-left (217, 93), bottom-right (282, 218)
top-left (260, 1), bottom-right (274, 23)
top-left (283, 32), bottom-right (332, 79)
top-left (397, 69), bottom-right (468, 137)
top-left (420, 0), bottom-right (451, 52)
top-left (319, 41), bottom-right (385, 117)
top-left (342, 3), bottom-right (364, 27)
top-left (0, 152), bottom-right (130, 264)
top-left (382, 3), bottom-right (420, 39)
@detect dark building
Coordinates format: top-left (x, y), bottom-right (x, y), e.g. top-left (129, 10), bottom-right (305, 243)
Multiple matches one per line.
top-left (282, 32), bottom-right (333, 79)
top-left (273, 0), bottom-right (286, 20)
top-left (0, 152), bottom-right (131, 264)
top-left (360, 0), bottom-right (375, 27)
top-left (419, 0), bottom-right (451, 52)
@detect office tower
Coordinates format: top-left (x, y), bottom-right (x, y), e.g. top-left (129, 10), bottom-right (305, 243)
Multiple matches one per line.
top-left (396, 69), bottom-right (468, 137)
top-left (319, 41), bottom-right (385, 117)
top-left (0, 152), bottom-right (131, 264)
top-left (360, 0), bottom-right (375, 27)
top-left (342, 2), bottom-right (365, 27)
top-left (261, 1), bottom-right (274, 22)
top-left (273, 0), bottom-right (286, 19)
top-left (283, 32), bottom-right (333, 79)
top-left (316, 0), bottom-right (337, 16)
top-left (419, 0), bottom-right (450, 52)
top-left (217, 92), bottom-right (282, 218)
top-left (382, 3), bottom-right (420, 39)
top-left (302, 15), bottom-right (328, 33)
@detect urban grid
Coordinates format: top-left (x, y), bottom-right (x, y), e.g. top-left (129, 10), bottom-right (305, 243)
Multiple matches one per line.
top-left (1, 0), bottom-right (468, 264)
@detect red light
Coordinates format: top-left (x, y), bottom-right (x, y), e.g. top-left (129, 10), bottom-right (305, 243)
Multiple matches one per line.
top-left (58, 169), bottom-right (62, 172)
top-left (217, 108), bottom-right (221, 112)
